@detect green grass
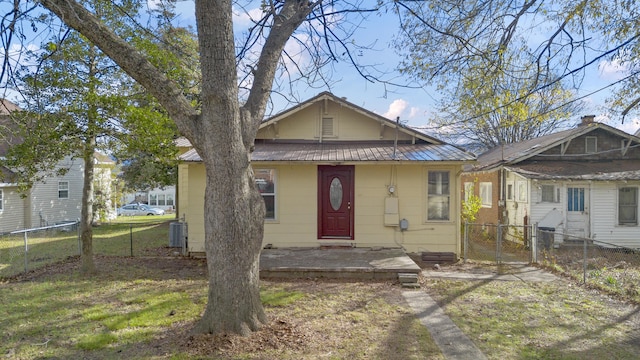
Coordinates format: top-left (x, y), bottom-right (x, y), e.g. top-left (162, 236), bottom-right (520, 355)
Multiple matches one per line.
top-left (425, 275), bottom-right (640, 359)
top-left (0, 216), bottom-right (176, 278)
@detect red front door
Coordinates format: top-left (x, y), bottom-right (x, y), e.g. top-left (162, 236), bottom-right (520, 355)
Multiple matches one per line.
top-left (318, 165), bottom-right (354, 239)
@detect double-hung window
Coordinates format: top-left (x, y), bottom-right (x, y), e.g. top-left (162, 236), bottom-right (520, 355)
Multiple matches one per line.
top-left (427, 171), bottom-right (450, 221)
top-left (541, 185), bottom-right (559, 203)
top-left (619, 187), bottom-right (638, 225)
top-left (255, 169), bottom-right (276, 220)
top-left (479, 182), bottom-right (492, 207)
top-left (58, 181), bottom-right (69, 199)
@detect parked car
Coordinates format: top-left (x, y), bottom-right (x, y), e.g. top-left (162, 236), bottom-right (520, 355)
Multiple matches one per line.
top-left (117, 204), bottom-right (165, 216)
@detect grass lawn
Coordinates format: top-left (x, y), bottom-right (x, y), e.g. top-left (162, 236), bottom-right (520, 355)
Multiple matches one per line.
top-left (2, 221), bottom-right (640, 359)
top-left (0, 215), bottom-right (177, 278)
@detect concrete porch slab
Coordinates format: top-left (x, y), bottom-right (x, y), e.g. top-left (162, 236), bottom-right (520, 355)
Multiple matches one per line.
top-left (259, 247), bottom-right (420, 280)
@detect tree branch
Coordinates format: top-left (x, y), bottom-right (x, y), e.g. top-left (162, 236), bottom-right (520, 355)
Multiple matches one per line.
top-left (38, 0), bottom-right (198, 139)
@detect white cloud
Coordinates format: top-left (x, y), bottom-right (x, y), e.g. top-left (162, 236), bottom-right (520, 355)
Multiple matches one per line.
top-left (598, 59), bottom-right (629, 81)
top-left (596, 114), bottom-right (640, 135)
top-left (383, 99), bottom-right (409, 120)
top-left (233, 7), bottom-right (265, 28)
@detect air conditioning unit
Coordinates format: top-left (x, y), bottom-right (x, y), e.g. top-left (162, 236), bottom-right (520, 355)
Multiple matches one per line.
top-left (169, 222), bottom-right (184, 247)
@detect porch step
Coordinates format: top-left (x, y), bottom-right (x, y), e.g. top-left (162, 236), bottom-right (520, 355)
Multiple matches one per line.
top-left (398, 272), bottom-right (419, 288)
top-left (421, 252), bottom-right (457, 265)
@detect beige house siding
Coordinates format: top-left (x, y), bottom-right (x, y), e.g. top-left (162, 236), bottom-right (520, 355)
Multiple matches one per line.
top-left (183, 163), bottom-right (462, 254)
top-left (257, 101), bottom-right (414, 142)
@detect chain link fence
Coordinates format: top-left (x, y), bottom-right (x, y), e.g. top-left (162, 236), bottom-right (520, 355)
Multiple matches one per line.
top-left (0, 221), bottom-right (80, 278)
top-left (0, 218), bottom-right (182, 279)
top-left (463, 222), bottom-right (531, 263)
top-left (463, 222), bottom-right (640, 303)
top-left (535, 227), bottom-right (640, 303)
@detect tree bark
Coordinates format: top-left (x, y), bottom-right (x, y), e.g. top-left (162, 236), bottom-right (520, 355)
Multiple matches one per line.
top-left (79, 137), bottom-right (96, 274)
top-left (39, 0), bottom-right (315, 335)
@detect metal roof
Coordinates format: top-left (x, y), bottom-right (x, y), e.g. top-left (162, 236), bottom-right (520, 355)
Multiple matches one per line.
top-left (180, 141), bottom-right (476, 163)
top-left (507, 160), bottom-right (640, 181)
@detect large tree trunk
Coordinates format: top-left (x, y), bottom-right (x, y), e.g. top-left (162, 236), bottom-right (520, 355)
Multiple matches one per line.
top-left (39, 0), bottom-right (314, 335)
top-left (190, 0), bottom-right (268, 335)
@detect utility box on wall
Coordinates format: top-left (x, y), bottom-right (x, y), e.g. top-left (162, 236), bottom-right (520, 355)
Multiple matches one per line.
top-left (384, 197), bottom-right (399, 226)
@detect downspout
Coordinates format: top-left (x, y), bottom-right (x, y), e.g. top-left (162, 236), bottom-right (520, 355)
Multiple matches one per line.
top-left (393, 116), bottom-right (399, 159)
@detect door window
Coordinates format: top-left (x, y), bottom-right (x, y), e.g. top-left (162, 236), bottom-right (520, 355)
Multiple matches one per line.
top-left (567, 188), bottom-right (585, 212)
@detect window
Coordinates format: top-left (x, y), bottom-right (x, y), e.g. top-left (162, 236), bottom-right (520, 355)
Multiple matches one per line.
top-left (541, 185), bottom-right (558, 203)
top-left (58, 181), bottom-right (69, 199)
top-left (585, 136), bottom-right (597, 154)
top-left (463, 182), bottom-right (473, 202)
top-left (567, 187), bottom-right (585, 212)
top-left (479, 182), bottom-right (492, 207)
top-left (619, 187), bottom-right (638, 225)
top-left (506, 183), bottom-right (513, 200)
top-left (427, 171), bottom-right (450, 221)
top-left (0, 189), bottom-right (3, 211)
top-left (255, 169), bottom-right (276, 220)
top-left (166, 194), bottom-right (174, 206)
top-left (321, 117), bottom-right (334, 137)
top-left (517, 181), bottom-right (527, 202)
top-left (149, 193), bottom-right (158, 206)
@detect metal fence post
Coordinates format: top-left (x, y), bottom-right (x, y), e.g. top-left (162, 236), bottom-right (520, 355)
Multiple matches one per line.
top-left (531, 223), bottom-right (538, 264)
top-left (23, 232), bottom-right (28, 273)
top-left (496, 223), bottom-right (502, 264)
top-left (130, 224), bottom-right (133, 257)
top-left (583, 237), bottom-right (588, 284)
top-left (463, 221), bottom-right (468, 264)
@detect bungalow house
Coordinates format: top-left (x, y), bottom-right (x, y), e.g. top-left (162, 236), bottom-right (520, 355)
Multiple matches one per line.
top-left (177, 92), bottom-right (475, 255)
top-left (463, 116), bottom-right (640, 248)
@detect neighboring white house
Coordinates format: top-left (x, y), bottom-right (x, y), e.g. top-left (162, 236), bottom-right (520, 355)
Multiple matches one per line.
top-left (0, 100), bottom-right (116, 232)
top-left (467, 117), bottom-right (640, 248)
top-left (122, 186), bottom-right (176, 212)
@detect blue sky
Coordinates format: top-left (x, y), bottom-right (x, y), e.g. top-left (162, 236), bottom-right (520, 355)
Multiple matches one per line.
top-left (10, 1), bottom-right (640, 136)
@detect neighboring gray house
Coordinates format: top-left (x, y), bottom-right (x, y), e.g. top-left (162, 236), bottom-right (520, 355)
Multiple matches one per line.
top-left (466, 116), bottom-right (640, 248)
top-left (0, 100), bottom-right (115, 232)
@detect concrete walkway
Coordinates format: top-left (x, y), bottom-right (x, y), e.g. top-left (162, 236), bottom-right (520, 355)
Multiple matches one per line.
top-left (404, 263), bottom-right (560, 359)
top-left (403, 290), bottom-right (487, 360)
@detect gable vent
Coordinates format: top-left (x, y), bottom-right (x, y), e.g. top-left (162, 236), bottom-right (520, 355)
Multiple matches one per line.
top-left (322, 117), bottom-right (334, 137)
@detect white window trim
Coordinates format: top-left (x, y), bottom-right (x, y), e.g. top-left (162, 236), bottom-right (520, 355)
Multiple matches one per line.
top-left (255, 169), bottom-right (277, 221)
top-left (540, 184), bottom-right (559, 203)
top-left (426, 170), bottom-right (451, 222)
top-left (479, 182), bottom-right (492, 208)
top-left (618, 186), bottom-right (638, 226)
top-left (463, 182), bottom-right (473, 202)
top-left (506, 182), bottom-right (514, 201)
top-left (516, 181), bottom-right (527, 202)
top-left (58, 181), bottom-right (69, 199)
top-left (585, 136), bottom-right (597, 154)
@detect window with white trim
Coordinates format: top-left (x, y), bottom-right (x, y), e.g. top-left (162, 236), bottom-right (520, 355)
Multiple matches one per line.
top-left (517, 181), bottom-right (527, 202)
top-left (479, 182), bottom-right (492, 207)
top-left (427, 171), bottom-right (450, 221)
top-left (540, 185), bottom-right (559, 203)
top-left (585, 136), bottom-right (597, 154)
top-left (149, 193), bottom-right (158, 206)
top-left (255, 169), bottom-right (276, 220)
top-left (58, 181), bottom-right (69, 199)
top-left (463, 182), bottom-right (473, 202)
top-left (619, 187), bottom-right (638, 225)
